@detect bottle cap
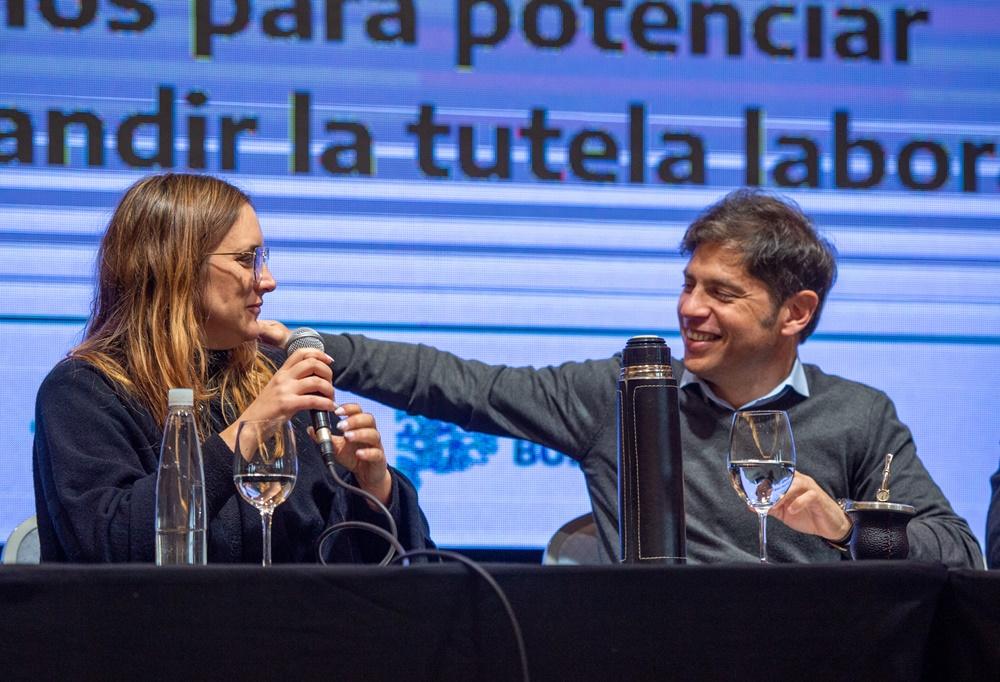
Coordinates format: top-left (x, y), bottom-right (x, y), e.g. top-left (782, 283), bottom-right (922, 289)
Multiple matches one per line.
top-left (167, 388), bottom-right (194, 407)
top-left (622, 335), bottom-right (671, 367)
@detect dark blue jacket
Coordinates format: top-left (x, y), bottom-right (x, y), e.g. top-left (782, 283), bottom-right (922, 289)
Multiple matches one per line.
top-left (33, 348), bottom-right (433, 563)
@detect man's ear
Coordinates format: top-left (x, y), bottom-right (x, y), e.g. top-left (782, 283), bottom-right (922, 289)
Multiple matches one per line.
top-left (780, 290), bottom-right (820, 338)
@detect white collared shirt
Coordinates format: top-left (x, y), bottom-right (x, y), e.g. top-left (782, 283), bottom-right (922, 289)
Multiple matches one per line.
top-left (679, 358), bottom-right (810, 411)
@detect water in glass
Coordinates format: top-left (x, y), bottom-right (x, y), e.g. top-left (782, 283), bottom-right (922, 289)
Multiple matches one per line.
top-left (727, 410), bottom-right (797, 562)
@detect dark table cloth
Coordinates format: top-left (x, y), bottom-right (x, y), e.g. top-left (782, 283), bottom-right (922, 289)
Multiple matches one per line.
top-left (0, 562), bottom-right (994, 681)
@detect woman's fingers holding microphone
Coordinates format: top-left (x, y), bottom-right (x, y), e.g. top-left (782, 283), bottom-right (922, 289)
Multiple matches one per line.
top-left (222, 348), bottom-right (333, 449)
top-left (330, 404), bottom-right (391, 503)
top-left (336, 407), bottom-right (387, 468)
top-left (283, 347), bottom-right (333, 381)
top-left (335, 405), bottom-right (380, 442)
top-left (254, 348), bottom-right (335, 419)
top-left (278, 349), bottom-right (334, 395)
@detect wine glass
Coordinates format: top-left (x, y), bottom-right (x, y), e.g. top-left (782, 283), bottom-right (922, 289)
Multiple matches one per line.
top-left (233, 418), bottom-right (298, 566)
top-left (727, 410), bottom-right (797, 563)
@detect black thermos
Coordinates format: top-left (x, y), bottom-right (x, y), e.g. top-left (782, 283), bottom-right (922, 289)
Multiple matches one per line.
top-left (617, 335), bottom-right (686, 563)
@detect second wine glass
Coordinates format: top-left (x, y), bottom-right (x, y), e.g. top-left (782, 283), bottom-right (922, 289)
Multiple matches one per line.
top-left (234, 417), bottom-right (299, 566)
top-left (728, 410), bottom-right (797, 563)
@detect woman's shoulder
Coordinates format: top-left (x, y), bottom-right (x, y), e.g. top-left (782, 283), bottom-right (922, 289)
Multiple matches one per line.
top-left (36, 356), bottom-right (159, 443)
top-left (41, 356), bottom-right (104, 386)
top-left (38, 357), bottom-right (128, 407)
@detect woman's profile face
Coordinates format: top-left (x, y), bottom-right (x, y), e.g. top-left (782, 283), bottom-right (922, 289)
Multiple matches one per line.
top-left (201, 203), bottom-right (276, 350)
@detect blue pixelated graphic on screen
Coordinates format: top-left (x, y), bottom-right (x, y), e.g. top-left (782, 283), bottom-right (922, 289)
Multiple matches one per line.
top-left (394, 412), bottom-right (498, 488)
top-left (1, 1), bottom-right (998, 548)
top-left (513, 441), bottom-right (577, 468)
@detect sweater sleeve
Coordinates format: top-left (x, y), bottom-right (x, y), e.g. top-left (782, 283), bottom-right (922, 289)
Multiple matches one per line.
top-left (33, 361), bottom-right (163, 562)
top-left (337, 467), bottom-right (435, 562)
top-left (859, 391), bottom-right (983, 569)
top-left (987, 463), bottom-right (1000, 569)
top-left (323, 332), bottom-right (616, 462)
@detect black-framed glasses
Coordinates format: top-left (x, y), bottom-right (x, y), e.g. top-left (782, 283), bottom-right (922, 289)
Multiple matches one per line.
top-left (206, 246), bottom-right (270, 283)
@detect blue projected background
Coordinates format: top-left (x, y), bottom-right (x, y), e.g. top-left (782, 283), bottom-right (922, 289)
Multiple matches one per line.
top-left (1, 1), bottom-right (998, 550)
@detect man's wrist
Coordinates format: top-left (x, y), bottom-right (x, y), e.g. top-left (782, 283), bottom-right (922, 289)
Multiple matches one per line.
top-left (825, 498), bottom-right (854, 552)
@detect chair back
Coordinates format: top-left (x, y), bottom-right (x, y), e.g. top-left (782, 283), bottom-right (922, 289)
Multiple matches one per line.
top-left (542, 512), bottom-right (601, 565)
top-left (1, 515), bottom-right (40, 564)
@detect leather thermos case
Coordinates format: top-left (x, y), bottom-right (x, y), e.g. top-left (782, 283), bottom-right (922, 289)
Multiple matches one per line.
top-left (617, 335), bottom-right (686, 563)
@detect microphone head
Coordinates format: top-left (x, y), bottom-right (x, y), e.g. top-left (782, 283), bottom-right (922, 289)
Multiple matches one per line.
top-left (285, 327), bottom-right (325, 354)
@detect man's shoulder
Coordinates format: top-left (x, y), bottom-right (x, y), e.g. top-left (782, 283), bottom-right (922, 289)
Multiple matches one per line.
top-left (801, 362), bottom-right (889, 403)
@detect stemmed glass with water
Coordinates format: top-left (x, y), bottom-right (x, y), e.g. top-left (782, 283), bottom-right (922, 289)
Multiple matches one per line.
top-left (233, 417), bottom-right (298, 566)
top-left (728, 410), bottom-right (797, 563)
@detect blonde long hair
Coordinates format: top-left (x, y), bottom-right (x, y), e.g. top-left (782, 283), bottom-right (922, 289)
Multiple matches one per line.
top-left (72, 173), bottom-right (274, 427)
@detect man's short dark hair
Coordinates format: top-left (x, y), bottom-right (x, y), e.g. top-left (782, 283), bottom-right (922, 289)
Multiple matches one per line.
top-left (680, 189), bottom-right (837, 342)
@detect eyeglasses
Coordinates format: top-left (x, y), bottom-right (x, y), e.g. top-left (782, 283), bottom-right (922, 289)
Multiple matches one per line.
top-left (206, 246), bottom-right (270, 283)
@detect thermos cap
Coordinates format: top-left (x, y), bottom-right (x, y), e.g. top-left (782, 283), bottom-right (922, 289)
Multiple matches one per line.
top-left (622, 335), bottom-right (672, 367)
top-left (168, 388), bottom-right (194, 407)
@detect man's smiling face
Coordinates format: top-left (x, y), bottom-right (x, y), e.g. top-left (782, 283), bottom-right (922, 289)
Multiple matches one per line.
top-left (677, 242), bottom-right (791, 405)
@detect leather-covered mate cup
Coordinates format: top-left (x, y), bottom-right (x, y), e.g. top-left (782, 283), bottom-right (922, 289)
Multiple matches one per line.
top-left (844, 501), bottom-right (916, 560)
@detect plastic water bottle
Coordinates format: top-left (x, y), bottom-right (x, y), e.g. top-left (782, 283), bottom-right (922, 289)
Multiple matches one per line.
top-left (617, 335), bottom-right (686, 563)
top-left (155, 388), bottom-right (207, 565)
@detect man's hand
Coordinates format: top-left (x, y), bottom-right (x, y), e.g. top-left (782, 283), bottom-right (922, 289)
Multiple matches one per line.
top-left (257, 319), bottom-right (291, 349)
top-left (770, 471), bottom-right (852, 542)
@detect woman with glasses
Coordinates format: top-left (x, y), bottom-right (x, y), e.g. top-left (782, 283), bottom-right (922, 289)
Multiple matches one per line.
top-left (32, 173), bottom-right (433, 562)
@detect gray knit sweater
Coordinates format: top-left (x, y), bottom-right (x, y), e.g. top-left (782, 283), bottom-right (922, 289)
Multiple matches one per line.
top-left (324, 333), bottom-right (982, 568)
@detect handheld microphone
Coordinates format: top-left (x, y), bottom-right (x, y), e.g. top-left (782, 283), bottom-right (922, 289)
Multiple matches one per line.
top-left (285, 327), bottom-right (337, 467)
top-left (286, 328), bottom-right (402, 567)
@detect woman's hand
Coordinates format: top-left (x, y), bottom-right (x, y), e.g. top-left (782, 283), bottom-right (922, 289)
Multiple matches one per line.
top-left (322, 403), bottom-right (392, 506)
top-left (221, 347), bottom-right (335, 451)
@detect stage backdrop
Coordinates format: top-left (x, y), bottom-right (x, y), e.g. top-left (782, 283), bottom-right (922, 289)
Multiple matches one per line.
top-left (2, 1), bottom-right (998, 551)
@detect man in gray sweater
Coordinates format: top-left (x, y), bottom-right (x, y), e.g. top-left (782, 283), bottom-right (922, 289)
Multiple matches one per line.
top-left (265, 189), bottom-right (981, 567)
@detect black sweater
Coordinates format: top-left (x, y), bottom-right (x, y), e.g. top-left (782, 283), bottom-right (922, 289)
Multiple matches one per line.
top-left (325, 333), bottom-right (982, 568)
top-left (32, 350), bottom-right (433, 563)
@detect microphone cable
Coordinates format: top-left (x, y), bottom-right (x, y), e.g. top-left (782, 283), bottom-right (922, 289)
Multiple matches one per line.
top-left (316, 467), bottom-right (531, 682)
top-left (290, 326), bottom-right (529, 680)
top-left (390, 549), bottom-right (531, 682)
top-left (316, 460), bottom-right (401, 566)
top-left (284, 326), bottom-right (400, 566)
